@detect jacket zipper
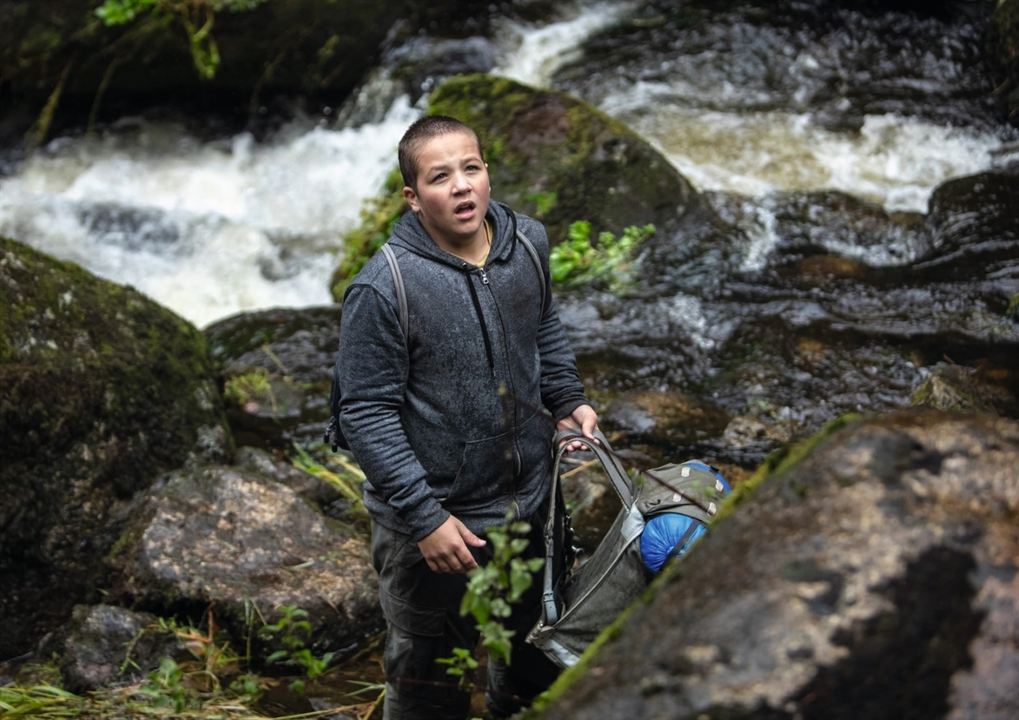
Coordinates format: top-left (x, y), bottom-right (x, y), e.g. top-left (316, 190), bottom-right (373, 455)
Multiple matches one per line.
top-left (480, 261), bottom-right (526, 501)
top-left (463, 264), bottom-right (496, 374)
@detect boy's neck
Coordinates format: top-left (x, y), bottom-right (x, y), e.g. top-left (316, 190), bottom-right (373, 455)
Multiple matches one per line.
top-left (431, 220), bottom-right (492, 266)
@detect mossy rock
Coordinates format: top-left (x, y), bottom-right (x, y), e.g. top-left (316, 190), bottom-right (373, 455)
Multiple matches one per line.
top-left (204, 305), bottom-right (341, 450)
top-left (331, 74), bottom-right (700, 299)
top-left (430, 75), bottom-right (696, 243)
top-left (0, 236), bottom-right (231, 657)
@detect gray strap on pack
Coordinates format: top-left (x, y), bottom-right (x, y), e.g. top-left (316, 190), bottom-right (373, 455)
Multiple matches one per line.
top-left (540, 430), bottom-right (631, 625)
top-left (516, 230), bottom-right (547, 315)
top-left (380, 244), bottom-right (409, 342)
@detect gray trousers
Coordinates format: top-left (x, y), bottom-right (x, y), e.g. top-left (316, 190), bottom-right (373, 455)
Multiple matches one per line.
top-left (371, 515), bottom-right (560, 720)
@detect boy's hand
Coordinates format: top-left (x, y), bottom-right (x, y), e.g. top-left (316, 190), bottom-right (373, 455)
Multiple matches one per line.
top-left (417, 515), bottom-right (487, 574)
top-left (556, 403), bottom-right (599, 452)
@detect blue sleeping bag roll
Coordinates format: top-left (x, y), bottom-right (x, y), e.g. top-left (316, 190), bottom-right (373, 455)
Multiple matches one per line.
top-left (640, 514), bottom-right (706, 572)
top-left (640, 461), bottom-right (731, 573)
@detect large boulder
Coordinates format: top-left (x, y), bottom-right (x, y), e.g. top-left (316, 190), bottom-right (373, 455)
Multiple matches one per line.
top-left (0, 236), bottom-right (230, 658)
top-left (107, 463), bottom-right (380, 659)
top-left (527, 410), bottom-right (1019, 719)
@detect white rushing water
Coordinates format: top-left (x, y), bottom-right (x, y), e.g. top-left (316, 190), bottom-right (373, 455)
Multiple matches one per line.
top-left (493, 1), bottom-right (639, 87)
top-left (0, 99), bottom-right (418, 326)
top-left (600, 98), bottom-right (1010, 213)
top-left (1, 0), bottom-right (1014, 323)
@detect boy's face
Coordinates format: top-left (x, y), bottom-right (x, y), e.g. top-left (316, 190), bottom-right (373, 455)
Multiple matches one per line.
top-left (403, 130), bottom-right (490, 249)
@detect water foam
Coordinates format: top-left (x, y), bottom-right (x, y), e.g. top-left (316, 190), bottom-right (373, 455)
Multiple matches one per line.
top-left (0, 98), bottom-right (418, 327)
top-left (601, 92), bottom-right (1007, 213)
top-left (494, 1), bottom-right (638, 87)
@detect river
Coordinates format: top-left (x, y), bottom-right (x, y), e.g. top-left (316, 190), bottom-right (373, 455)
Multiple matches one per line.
top-left (1, 0), bottom-right (1014, 327)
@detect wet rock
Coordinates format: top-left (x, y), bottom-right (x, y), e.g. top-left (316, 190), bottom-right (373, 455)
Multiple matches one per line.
top-left (722, 414), bottom-right (794, 455)
top-left (234, 446), bottom-right (345, 509)
top-left (603, 390), bottom-right (730, 448)
top-left (917, 171), bottom-right (1019, 281)
top-left (386, 36), bottom-right (498, 104)
top-left (771, 191), bottom-right (930, 268)
top-left (108, 463), bottom-right (380, 657)
top-left (553, 0), bottom-right (1002, 131)
top-left (205, 305), bottom-right (339, 449)
top-left (54, 604), bottom-right (178, 693)
top-left (989, 0), bottom-right (1019, 126)
top-left (527, 410), bottom-right (1019, 720)
top-left (0, 237), bottom-right (231, 658)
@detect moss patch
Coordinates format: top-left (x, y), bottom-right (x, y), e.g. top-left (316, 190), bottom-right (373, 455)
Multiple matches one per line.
top-left (329, 169), bottom-right (406, 301)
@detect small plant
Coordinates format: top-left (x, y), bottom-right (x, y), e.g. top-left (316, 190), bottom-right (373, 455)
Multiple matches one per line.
top-left (224, 368), bottom-right (274, 410)
top-left (437, 516), bottom-right (544, 686)
top-left (136, 657), bottom-right (190, 713)
top-left (259, 605), bottom-right (334, 693)
top-left (550, 220), bottom-right (655, 290)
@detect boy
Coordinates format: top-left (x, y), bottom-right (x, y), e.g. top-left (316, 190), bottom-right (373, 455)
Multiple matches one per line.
top-left (337, 115), bottom-right (597, 719)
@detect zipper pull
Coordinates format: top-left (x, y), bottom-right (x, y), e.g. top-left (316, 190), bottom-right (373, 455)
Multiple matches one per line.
top-left (479, 267), bottom-right (490, 285)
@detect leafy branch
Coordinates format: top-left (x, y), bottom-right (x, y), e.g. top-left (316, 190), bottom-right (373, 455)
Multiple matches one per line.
top-left (550, 220), bottom-right (655, 290)
top-left (437, 516), bottom-right (544, 686)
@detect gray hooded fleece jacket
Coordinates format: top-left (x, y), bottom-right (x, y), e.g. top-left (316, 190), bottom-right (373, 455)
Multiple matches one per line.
top-left (337, 201), bottom-right (588, 541)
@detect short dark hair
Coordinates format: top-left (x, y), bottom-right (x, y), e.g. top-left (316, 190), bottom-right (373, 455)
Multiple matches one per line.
top-left (398, 115), bottom-right (484, 190)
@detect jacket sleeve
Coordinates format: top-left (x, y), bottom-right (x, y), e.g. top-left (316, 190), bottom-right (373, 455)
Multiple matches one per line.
top-left (337, 284), bottom-right (448, 540)
top-left (528, 223), bottom-right (590, 420)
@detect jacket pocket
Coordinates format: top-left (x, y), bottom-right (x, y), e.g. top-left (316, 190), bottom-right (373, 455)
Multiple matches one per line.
top-left (444, 432), bottom-right (516, 510)
top-left (515, 411), bottom-right (554, 479)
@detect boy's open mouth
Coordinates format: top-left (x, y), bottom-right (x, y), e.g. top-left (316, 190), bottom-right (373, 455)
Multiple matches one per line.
top-left (454, 201), bottom-right (476, 218)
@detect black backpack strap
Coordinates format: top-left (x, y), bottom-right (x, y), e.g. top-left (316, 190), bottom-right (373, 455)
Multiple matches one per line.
top-left (380, 243), bottom-right (409, 341)
top-left (516, 230), bottom-right (547, 315)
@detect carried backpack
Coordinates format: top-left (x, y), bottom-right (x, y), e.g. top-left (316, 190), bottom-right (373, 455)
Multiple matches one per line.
top-left (526, 430), bottom-right (731, 668)
top-left (325, 231), bottom-right (547, 452)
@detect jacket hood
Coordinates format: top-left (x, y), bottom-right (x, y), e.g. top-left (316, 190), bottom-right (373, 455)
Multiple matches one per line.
top-left (389, 200), bottom-right (518, 268)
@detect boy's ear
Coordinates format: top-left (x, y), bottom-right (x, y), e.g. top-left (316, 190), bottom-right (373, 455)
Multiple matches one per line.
top-left (403, 185), bottom-right (419, 212)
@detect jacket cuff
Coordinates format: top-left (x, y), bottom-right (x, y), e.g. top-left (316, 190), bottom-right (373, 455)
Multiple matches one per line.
top-left (552, 397), bottom-right (588, 422)
top-left (400, 498), bottom-right (450, 542)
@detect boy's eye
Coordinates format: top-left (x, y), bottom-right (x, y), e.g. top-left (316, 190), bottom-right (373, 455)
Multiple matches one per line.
top-left (432, 172), bottom-right (447, 182)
